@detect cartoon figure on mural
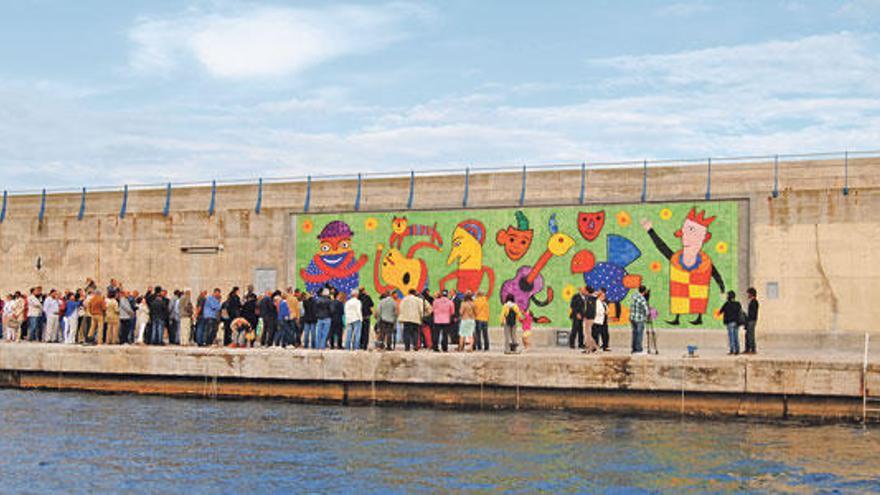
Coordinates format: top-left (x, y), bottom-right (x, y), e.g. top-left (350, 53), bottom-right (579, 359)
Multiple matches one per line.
top-left (440, 219), bottom-right (495, 296)
top-left (495, 211), bottom-right (534, 261)
top-left (571, 234), bottom-right (643, 320)
top-left (388, 217), bottom-right (443, 249)
top-left (300, 220), bottom-right (369, 294)
top-left (641, 208), bottom-right (726, 325)
top-left (499, 213), bottom-right (575, 323)
top-left (577, 210), bottom-right (605, 241)
top-left (373, 241), bottom-right (441, 297)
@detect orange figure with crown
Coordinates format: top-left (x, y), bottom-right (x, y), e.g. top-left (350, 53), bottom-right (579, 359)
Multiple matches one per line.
top-left (640, 208), bottom-right (726, 326)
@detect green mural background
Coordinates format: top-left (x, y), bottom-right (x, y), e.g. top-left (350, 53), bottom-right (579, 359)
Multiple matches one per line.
top-left (295, 201), bottom-right (738, 328)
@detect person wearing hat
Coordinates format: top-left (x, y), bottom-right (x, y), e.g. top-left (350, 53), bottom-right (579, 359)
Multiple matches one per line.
top-left (431, 289), bottom-right (455, 352)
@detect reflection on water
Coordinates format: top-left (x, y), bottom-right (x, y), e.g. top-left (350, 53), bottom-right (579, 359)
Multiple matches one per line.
top-left (1, 389), bottom-right (879, 494)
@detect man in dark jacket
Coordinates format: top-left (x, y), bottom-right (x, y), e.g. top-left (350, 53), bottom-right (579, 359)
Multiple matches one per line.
top-left (258, 290), bottom-right (277, 346)
top-left (223, 287), bottom-right (242, 346)
top-left (569, 287), bottom-right (586, 349)
top-left (358, 288), bottom-right (374, 350)
top-left (744, 287), bottom-right (759, 354)
top-left (147, 286), bottom-right (169, 345)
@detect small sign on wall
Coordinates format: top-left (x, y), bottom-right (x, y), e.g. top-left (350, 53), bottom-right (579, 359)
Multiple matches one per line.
top-left (766, 281), bottom-right (779, 300)
top-left (254, 268), bottom-right (277, 295)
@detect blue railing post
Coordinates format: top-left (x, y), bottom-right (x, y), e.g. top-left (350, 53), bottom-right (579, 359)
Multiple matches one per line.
top-left (254, 178), bottom-right (262, 215)
top-left (78, 187), bottom-right (86, 220)
top-left (163, 182), bottom-right (172, 217)
top-left (519, 165), bottom-right (527, 207)
top-left (579, 162), bottom-right (586, 204)
top-left (119, 185), bottom-right (128, 219)
top-left (462, 167), bottom-right (470, 208)
top-left (354, 173), bottom-right (363, 211)
top-left (772, 155), bottom-right (779, 198)
top-left (843, 151), bottom-right (850, 196)
top-left (0, 190), bottom-right (7, 223)
top-left (406, 170), bottom-right (415, 209)
top-left (704, 158), bottom-right (712, 201)
top-left (304, 175), bottom-right (311, 213)
top-left (208, 180), bottom-right (216, 216)
top-left (38, 189), bottom-right (46, 222)
top-left (640, 159), bottom-right (648, 203)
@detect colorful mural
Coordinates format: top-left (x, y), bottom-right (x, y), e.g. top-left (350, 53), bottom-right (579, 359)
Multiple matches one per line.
top-left (295, 201), bottom-right (739, 328)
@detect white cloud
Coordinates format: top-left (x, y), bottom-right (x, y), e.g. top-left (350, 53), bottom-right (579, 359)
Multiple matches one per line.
top-left (835, 0), bottom-right (880, 20)
top-left (129, 3), bottom-right (426, 78)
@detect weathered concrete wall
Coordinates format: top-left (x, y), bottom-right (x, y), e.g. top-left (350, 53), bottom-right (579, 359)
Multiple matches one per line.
top-left (1, 344), bottom-right (877, 422)
top-left (0, 156), bottom-right (876, 333)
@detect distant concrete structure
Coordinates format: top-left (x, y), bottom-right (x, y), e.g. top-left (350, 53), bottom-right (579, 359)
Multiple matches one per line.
top-left (0, 152), bottom-right (876, 337)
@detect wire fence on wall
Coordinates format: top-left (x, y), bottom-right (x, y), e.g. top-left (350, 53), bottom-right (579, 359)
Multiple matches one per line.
top-left (1, 149), bottom-right (876, 221)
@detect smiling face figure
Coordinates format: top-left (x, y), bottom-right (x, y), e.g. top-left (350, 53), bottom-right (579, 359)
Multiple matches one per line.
top-left (496, 226), bottom-right (533, 261)
top-left (318, 236), bottom-right (353, 266)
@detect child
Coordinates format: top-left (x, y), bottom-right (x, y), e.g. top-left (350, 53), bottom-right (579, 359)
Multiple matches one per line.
top-left (521, 311), bottom-right (533, 351)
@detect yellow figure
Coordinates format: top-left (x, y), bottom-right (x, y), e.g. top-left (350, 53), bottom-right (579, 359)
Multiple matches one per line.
top-left (440, 220), bottom-right (495, 296)
top-left (373, 241), bottom-right (440, 297)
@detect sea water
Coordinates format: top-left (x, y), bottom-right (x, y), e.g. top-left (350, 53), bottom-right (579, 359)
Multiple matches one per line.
top-left (0, 389), bottom-right (878, 494)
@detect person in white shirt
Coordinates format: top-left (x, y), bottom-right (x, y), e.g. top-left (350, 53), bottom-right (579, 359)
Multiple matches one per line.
top-left (343, 290), bottom-right (363, 351)
top-left (590, 288), bottom-right (610, 352)
top-left (42, 290), bottom-right (61, 343)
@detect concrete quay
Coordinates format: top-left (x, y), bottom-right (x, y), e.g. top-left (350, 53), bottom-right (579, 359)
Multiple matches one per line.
top-left (1, 343), bottom-right (878, 423)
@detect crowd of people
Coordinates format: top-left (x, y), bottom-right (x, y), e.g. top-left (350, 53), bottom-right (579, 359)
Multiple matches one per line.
top-left (0, 278), bottom-right (759, 355)
top-left (0, 278), bottom-right (511, 353)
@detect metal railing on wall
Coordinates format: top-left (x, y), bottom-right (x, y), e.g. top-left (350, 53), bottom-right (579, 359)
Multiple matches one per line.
top-left (1, 149), bottom-right (877, 219)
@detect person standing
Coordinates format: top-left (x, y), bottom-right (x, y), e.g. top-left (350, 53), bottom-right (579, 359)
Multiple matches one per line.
top-left (458, 292), bottom-right (476, 352)
top-left (376, 291), bottom-right (398, 351)
top-left (568, 287), bottom-right (586, 349)
top-left (313, 288), bottom-right (332, 350)
top-left (63, 292), bottom-right (80, 344)
top-left (591, 288), bottom-right (610, 352)
top-left (178, 289), bottom-right (194, 346)
top-left (399, 289), bottom-right (425, 352)
top-left (105, 292), bottom-right (120, 345)
top-left (274, 292), bottom-right (292, 348)
top-left (628, 286), bottom-right (649, 354)
top-left (135, 297), bottom-right (149, 345)
top-left (258, 291), bottom-right (277, 347)
top-left (582, 287), bottom-right (599, 353)
top-left (473, 291), bottom-right (490, 351)
top-left (168, 290), bottom-right (181, 345)
top-left (344, 289), bottom-right (363, 351)
top-left (358, 287), bottom-right (374, 350)
top-left (42, 290), bottom-right (61, 343)
top-left (301, 292), bottom-right (317, 349)
top-left (147, 287), bottom-right (169, 345)
top-left (225, 287), bottom-right (242, 346)
top-left (744, 287), bottom-right (759, 354)
top-left (285, 288), bottom-right (302, 348)
top-left (87, 289), bottom-right (107, 345)
top-left (499, 295), bottom-right (523, 354)
top-left (719, 291), bottom-right (742, 355)
top-left (118, 291), bottom-right (134, 344)
top-left (27, 288), bottom-right (44, 342)
top-left (201, 289), bottom-right (222, 346)
top-left (329, 291), bottom-right (345, 349)
top-left (431, 290), bottom-right (455, 352)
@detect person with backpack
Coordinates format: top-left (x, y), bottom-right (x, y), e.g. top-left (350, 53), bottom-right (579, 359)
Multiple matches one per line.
top-left (499, 295), bottom-right (523, 354)
top-left (719, 291), bottom-right (743, 355)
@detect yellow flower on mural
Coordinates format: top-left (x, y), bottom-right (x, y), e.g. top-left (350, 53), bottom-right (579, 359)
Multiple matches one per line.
top-left (659, 208), bottom-right (673, 220)
top-left (649, 261), bottom-right (663, 273)
top-left (616, 210), bottom-right (632, 227)
top-left (713, 308), bottom-right (724, 320)
top-left (715, 241), bottom-right (729, 254)
top-left (364, 217), bottom-right (378, 231)
top-left (301, 219), bottom-right (314, 234)
top-left (561, 284), bottom-right (577, 302)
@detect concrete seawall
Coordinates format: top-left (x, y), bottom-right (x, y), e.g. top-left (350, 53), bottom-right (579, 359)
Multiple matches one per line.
top-left (2, 344), bottom-right (878, 423)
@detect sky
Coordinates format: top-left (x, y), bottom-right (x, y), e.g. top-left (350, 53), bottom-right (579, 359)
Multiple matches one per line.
top-left (1, 0), bottom-right (879, 190)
